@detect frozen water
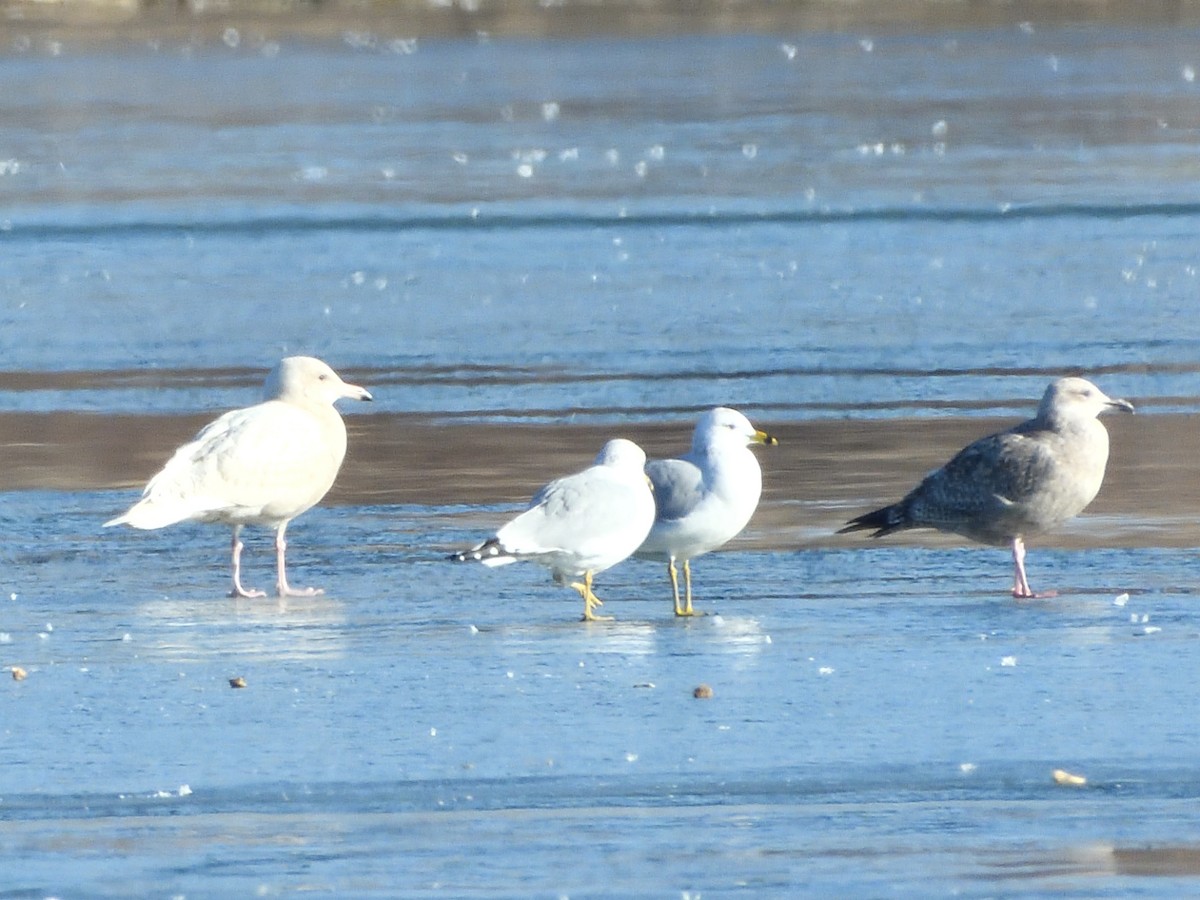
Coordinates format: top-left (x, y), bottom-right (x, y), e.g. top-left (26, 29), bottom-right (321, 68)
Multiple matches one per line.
top-left (3, 20), bottom-right (1200, 896)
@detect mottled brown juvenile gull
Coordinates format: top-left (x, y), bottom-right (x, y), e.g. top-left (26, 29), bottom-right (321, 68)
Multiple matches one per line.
top-left (838, 377), bottom-right (1133, 598)
top-left (105, 356), bottom-right (372, 598)
top-left (635, 407), bottom-right (778, 616)
top-left (450, 438), bottom-right (656, 622)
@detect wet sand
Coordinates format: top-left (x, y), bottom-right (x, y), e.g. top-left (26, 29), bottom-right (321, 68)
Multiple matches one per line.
top-left (13, 407), bottom-right (1193, 549)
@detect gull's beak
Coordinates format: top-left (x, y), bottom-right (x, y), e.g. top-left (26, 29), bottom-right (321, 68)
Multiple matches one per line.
top-left (1106, 397), bottom-right (1135, 414)
top-left (754, 429), bottom-right (779, 446)
top-left (344, 383), bottom-right (373, 402)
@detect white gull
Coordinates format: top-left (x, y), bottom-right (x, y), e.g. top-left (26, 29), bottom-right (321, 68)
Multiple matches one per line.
top-left (635, 407), bottom-right (778, 616)
top-left (105, 356), bottom-right (372, 598)
top-left (451, 438), bottom-right (655, 621)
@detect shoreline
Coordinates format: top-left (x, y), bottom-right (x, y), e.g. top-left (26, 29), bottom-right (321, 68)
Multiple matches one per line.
top-left (10, 408), bottom-right (1193, 549)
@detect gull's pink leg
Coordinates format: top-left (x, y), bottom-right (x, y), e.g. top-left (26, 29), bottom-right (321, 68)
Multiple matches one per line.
top-left (1010, 536), bottom-right (1056, 599)
top-left (229, 526), bottom-right (266, 599)
top-left (274, 521), bottom-right (323, 598)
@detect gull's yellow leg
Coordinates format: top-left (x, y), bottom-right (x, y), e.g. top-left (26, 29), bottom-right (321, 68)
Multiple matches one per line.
top-left (667, 559), bottom-right (684, 616)
top-left (571, 571), bottom-right (614, 622)
top-left (682, 559), bottom-right (695, 616)
top-left (673, 559), bottom-right (705, 617)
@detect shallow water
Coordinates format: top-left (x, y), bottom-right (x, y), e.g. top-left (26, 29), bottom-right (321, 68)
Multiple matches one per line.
top-left (3, 17), bottom-right (1200, 896)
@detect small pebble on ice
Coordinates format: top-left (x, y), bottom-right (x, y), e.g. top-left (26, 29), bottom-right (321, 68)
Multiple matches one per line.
top-left (10, 666), bottom-right (27, 681)
top-left (693, 684), bottom-right (713, 699)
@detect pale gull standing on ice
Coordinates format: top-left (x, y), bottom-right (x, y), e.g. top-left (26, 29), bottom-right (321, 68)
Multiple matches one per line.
top-left (838, 377), bottom-right (1133, 598)
top-left (450, 438), bottom-right (656, 621)
top-left (105, 356), bottom-right (373, 598)
top-left (635, 407), bottom-right (778, 616)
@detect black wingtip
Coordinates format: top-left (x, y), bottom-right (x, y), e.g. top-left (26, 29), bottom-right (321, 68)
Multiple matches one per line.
top-left (448, 537), bottom-right (501, 563)
top-left (837, 505), bottom-right (903, 538)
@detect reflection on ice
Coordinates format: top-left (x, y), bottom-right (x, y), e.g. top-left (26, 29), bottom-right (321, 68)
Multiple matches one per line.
top-left (489, 613), bottom-right (771, 660)
top-left (133, 594), bottom-right (348, 662)
top-left (706, 614), bottom-right (772, 656)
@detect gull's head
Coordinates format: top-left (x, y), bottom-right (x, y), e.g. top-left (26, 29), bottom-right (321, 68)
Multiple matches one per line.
top-left (694, 406), bottom-right (779, 452)
top-left (1038, 376), bottom-right (1134, 425)
top-left (265, 356), bottom-right (373, 407)
top-left (593, 438), bottom-right (647, 472)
